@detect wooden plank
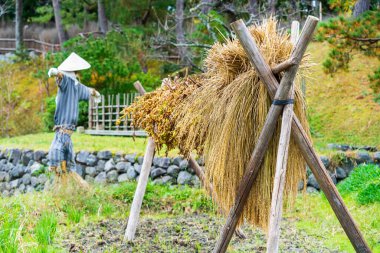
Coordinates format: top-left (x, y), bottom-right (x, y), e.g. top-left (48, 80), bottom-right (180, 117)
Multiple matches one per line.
top-left (230, 17), bottom-right (371, 253)
top-left (102, 95), bottom-right (105, 129)
top-left (108, 95), bottom-right (112, 130)
top-left (95, 98), bottom-right (99, 130)
top-left (266, 20), bottom-right (299, 253)
top-left (84, 129), bottom-right (147, 136)
top-left (116, 94), bottom-right (120, 130)
top-left (88, 97), bottom-right (93, 130)
top-left (213, 16), bottom-right (319, 253)
top-left (124, 93), bottom-right (128, 127)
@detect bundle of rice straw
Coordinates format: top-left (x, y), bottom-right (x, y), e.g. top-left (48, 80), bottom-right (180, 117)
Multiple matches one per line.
top-left (122, 18), bottom-right (311, 230)
top-left (175, 19), bottom-right (311, 229)
top-left (120, 76), bottom-right (202, 152)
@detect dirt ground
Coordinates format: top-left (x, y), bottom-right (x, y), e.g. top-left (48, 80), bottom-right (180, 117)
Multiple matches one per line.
top-left (62, 214), bottom-right (342, 253)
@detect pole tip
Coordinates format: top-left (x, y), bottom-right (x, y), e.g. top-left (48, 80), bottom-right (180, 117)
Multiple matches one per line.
top-left (230, 19), bottom-right (245, 28)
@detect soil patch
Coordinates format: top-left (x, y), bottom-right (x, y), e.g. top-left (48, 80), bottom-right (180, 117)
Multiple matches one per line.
top-left (62, 214), bottom-right (341, 252)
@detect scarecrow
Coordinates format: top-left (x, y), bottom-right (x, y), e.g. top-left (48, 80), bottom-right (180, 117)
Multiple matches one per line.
top-left (47, 52), bottom-right (101, 187)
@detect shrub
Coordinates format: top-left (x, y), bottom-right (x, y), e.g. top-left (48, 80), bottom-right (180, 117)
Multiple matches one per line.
top-left (338, 164), bottom-right (380, 205)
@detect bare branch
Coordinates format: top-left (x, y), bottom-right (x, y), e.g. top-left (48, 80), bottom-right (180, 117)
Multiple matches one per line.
top-left (0, 0), bottom-right (11, 17)
top-left (349, 37), bottom-right (380, 43)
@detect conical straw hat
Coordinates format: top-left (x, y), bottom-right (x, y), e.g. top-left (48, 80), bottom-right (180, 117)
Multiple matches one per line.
top-left (58, 52), bottom-right (91, 72)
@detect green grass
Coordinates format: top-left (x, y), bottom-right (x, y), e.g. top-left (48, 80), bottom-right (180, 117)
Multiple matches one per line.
top-left (35, 212), bottom-right (58, 245)
top-left (0, 217), bottom-right (20, 253)
top-left (0, 182), bottom-right (213, 252)
top-left (0, 179), bottom-right (378, 252)
top-left (293, 194), bottom-right (380, 253)
top-left (307, 42), bottom-right (380, 150)
top-left (0, 132), bottom-right (178, 156)
top-left (338, 164), bottom-right (380, 205)
top-left (63, 205), bottom-right (84, 223)
top-left (291, 164), bottom-right (380, 253)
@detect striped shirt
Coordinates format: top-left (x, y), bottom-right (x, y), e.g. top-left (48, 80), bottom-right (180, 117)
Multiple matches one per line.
top-left (54, 74), bottom-right (90, 129)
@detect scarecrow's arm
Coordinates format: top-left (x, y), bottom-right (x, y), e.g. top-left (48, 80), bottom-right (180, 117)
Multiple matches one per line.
top-left (89, 88), bottom-right (101, 104)
top-left (47, 68), bottom-right (64, 86)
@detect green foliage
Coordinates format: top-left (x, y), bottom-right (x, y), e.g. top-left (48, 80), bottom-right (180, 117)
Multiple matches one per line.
top-left (316, 11), bottom-right (380, 93)
top-left (42, 97), bottom-right (89, 131)
top-left (30, 5), bottom-right (54, 23)
top-left (60, 0), bottom-right (97, 28)
top-left (112, 182), bottom-right (214, 213)
top-left (34, 212), bottom-right (58, 246)
top-left (0, 215), bottom-right (20, 253)
top-left (42, 97), bottom-right (56, 132)
top-left (369, 67), bottom-right (380, 94)
top-left (105, 0), bottom-right (174, 25)
top-left (47, 28), bottom-right (160, 94)
top-left (328, 0), bottom-right (356, 14)
top-left (338, 164), bottom-right (380, 204)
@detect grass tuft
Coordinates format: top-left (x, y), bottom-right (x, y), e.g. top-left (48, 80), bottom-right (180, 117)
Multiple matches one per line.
top-left (63, 205), bottom-right (84, 223)
top-left (338, 164), bottom-right (380, 204)
top-left (35, 212), bottom-right (58, 246)
top-left (0, 217), bottom-right (20, 253)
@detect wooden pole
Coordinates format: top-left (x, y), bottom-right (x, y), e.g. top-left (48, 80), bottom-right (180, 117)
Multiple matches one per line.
top-left (124, 137), bottom-right (155, 241)
top-left (266, 20), bottom-right (299, 253)
top-left (231, 17), bottom-right (370, 253)
top-left (213, 16), bottom-right (318, 253)
top-left (124, 82), bottom-right (155, 241)
top-left (189, 156), bottom-right (213, 193)
top-left (271, 58), bottom-right (296, 74)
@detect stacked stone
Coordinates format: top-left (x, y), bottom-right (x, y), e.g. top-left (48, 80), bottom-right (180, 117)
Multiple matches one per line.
top-left (305, 151), bottom-right (380, 193)
top-left (1, 147), bottom-right (380, 197)
top-left (0, 148), bottom-right (202, 197)
top-left (0, 149), bottom-right (50, 197)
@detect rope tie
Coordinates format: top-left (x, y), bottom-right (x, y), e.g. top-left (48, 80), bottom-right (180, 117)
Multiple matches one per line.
top-left (272, 99), bottom-right (294, 105)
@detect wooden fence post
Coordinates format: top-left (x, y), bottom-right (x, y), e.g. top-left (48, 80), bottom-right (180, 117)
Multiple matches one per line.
top-left (266, 20), bottom-right (299, 253)
top-left (88, 97), bottom-right (93, 130)
top-left (231, 17), bottom-right (370, 253)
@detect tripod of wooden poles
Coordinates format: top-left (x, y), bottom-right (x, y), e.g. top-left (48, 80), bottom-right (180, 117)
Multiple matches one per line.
top-left (123, 15), bottom-right (371, 253)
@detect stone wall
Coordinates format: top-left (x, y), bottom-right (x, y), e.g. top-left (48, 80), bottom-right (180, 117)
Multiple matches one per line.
top-left (305, 150), bottom-right (380, 193)
top-left (1, 147), bottom-right (379, 197)
top-left (0, 148), bottom-right (202, 197)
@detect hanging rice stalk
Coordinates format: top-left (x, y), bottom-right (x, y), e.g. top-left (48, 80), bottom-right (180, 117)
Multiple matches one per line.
top-left (119, 76), bottom-right (202, 152)
top-left (120, 18), bottom-right (312, 229)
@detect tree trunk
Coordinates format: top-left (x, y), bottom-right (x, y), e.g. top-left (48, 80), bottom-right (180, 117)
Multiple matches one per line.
top-left (175, 0), bottom-right (188, 65)
top-left (52, 0), bottom-right (67, 45)
top-left (15, 0), bottom-right (23, 51)
top-left (97, 0), bottom-right (108, 34)
top-left (248, 0), bottom-right (259, 17)
top-left (353, 0), bottom-right (370, 17)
